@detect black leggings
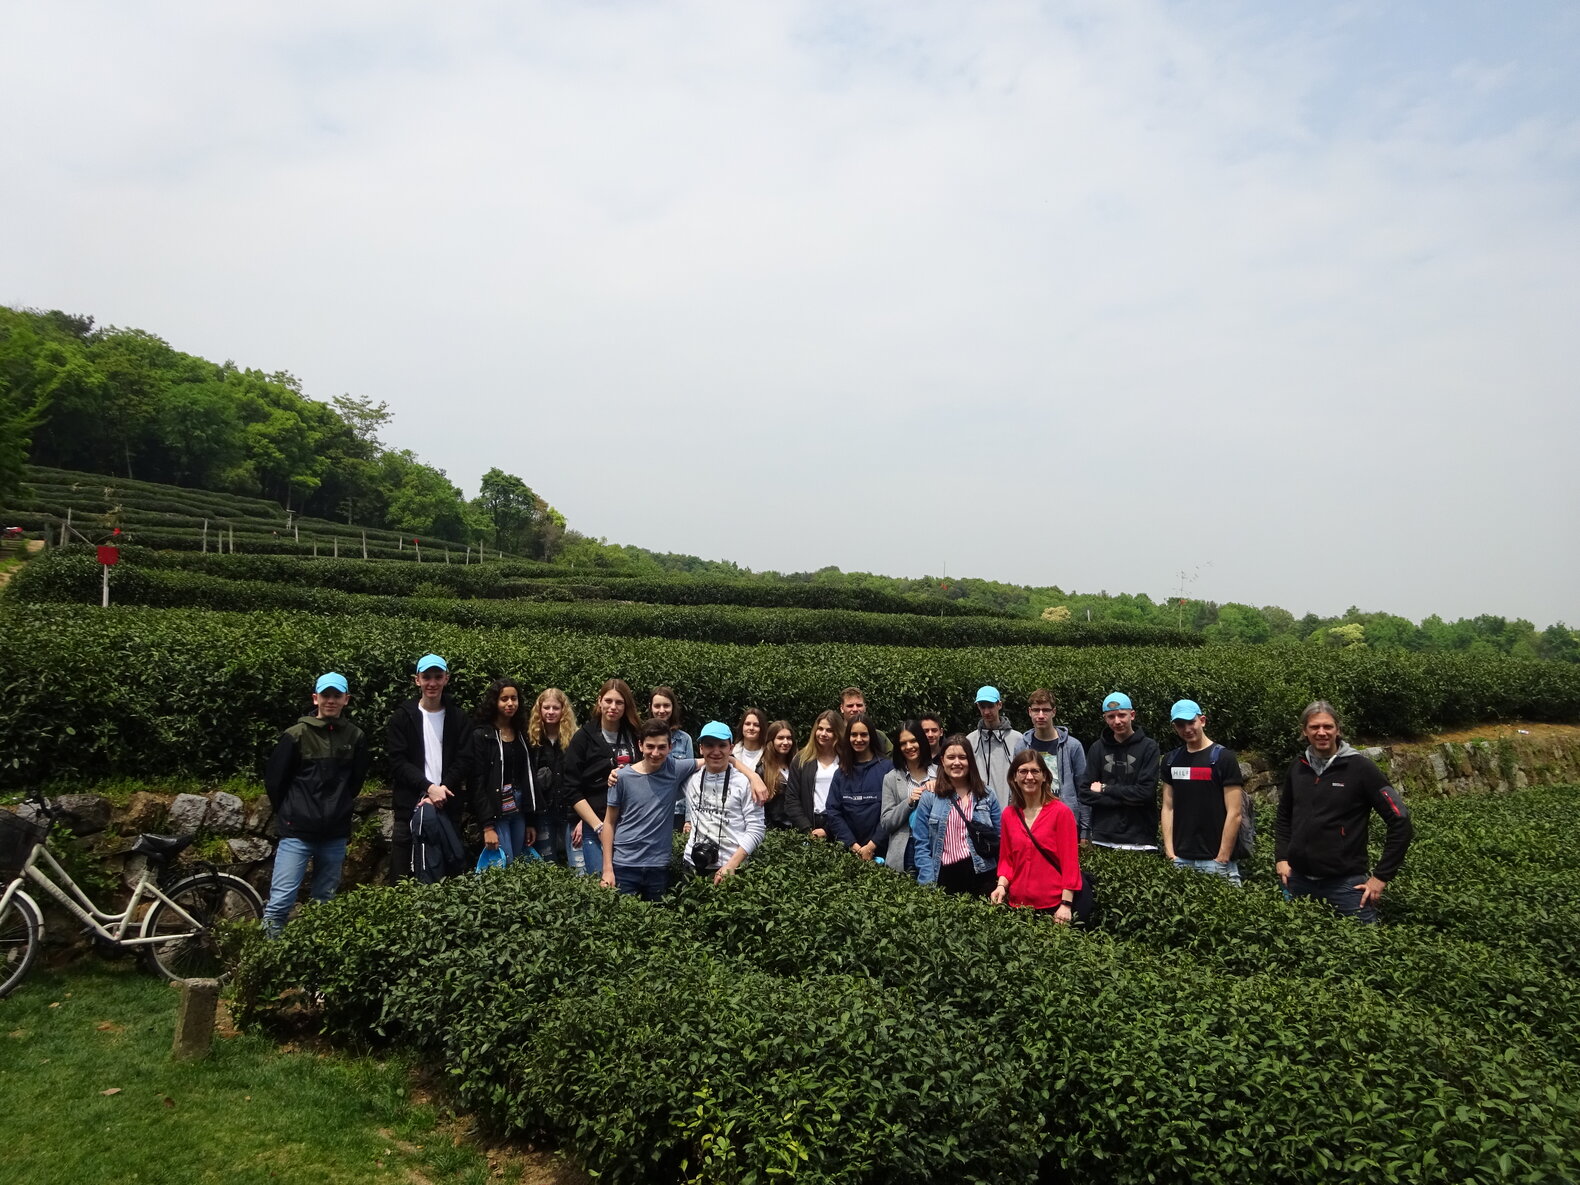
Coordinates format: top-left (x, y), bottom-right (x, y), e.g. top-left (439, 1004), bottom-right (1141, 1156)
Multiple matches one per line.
top-left (938, 858), bottom-right (995, 897)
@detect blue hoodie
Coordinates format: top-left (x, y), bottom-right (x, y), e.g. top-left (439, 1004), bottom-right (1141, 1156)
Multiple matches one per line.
top-left (826, 756), bottom-right (889, 851)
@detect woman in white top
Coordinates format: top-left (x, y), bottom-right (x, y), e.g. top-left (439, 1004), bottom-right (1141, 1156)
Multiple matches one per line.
top-left (787, 709), bottom-right (842, 837)
top-left (732, 707), bottom-right (768, 771)
top-left (880, 719), bottom-right (935, 874)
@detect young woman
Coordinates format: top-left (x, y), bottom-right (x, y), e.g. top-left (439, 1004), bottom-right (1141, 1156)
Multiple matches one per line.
top-left (992, 749), bottom-right (1086, 922)
top-left (563, 679), bottom-right (642, 877)
top-left (879, 720), bottom-right (935, 874)
top-left (826, 714), bottom-right (891, 861)
top-left (527, 688), bottom-right (577, 863)
top-left (469, 679), bottom-right (539, 863)
top-left (732, 707), bottom-right (767, 771)
top-left (650, 686), bottom-right (693, 832)
top-left (758, 721), bottom-right (799, 831)
top-left (787, 710), bottom-right (843, 836)
top-left (911, 735), bottom-right (1002, 896)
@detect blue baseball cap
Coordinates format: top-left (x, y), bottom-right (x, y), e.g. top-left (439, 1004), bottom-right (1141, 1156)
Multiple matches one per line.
top-left (975, 686), bottom-right (1002, 704)
top-left (315, 672), bottom-right (348, 695)
top-left (698, 721), bottom-right (732, 743)
top-left (1170, 699), bottom-right (1204, 721)
top-left (1101, 692), bottom-right (1133, 712)
top-left (415, 653), bottom-right (448, 673)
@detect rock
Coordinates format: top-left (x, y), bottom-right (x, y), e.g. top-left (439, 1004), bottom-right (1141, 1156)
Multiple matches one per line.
top-left (121, 852), bottom-right (149, 889)
top-left (171, 978), bottom-right (220, 1061)
top-left (245, 798), bottom-right (274, 835)
top-left (378, 809), bottom-right (394, 842)
top-left (50, 793), bottom-right (112, 835)
top-left (353, 793), bottom-right (381, 816)
top-left (166, 793), bottom-right (210, 835)
top-left (1360, 747), bottom-right (1386, 764)
top-left (14, 801), bottom-right (46, 826)
top-left (121, 792), bottom-right (169, 835)
top-left (206, 792), bottom-right (246, 835)
top-left (227, 837), bottom-right (274, 863)
top-left (1427, 751), bottom-right (1449, 782)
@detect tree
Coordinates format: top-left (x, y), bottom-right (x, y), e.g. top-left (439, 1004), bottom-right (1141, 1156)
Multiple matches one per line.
top-left (473, 468), bottom-right (540, 554)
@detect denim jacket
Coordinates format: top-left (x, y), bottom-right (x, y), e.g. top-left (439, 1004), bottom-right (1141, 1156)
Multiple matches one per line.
top-left (910, 790), bottom-right (1002, 884)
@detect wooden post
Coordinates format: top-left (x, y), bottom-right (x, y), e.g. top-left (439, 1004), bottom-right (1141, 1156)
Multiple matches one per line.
top-left (361, 530), bottom-right (367, 560)
top-left (294, 524), bottom-right (299, 542)
top-left (170, 978), bottom-right (219, 1061)
top-left (229, 525), bottom-right (235, 554)
top-left (65, 507), bottom-right (72, 542)
top-left (333, 536), bottom-right (338, 558)
top-left (101, 562), bottom-right (110, 608)
top-left (202, 519), bottom-right (208, 553)
top-left (414, 539), bottom-right (421, 563)
top-left (445, 547), bottom-right (450, 564)
top-left (313, 540), bottom-right (318, 557)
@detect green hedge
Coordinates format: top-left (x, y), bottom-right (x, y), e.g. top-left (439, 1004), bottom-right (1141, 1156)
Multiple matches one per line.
top-left (233, 825), bottom-right (1580, 1184)
top-left (7, 552), bottom-right (1199, 650)
top-left (3, 603), bottom-right (1578, 788)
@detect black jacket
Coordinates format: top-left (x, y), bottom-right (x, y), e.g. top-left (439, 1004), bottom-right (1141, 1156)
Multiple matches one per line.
top-left (263, 714), bottom-right (370, 841)
top-left (387, 699), bottom-right (474, 815)
top-left (1276, 745), bottom-right (1413, 881)
top-left (784, 756), bottom-right (838, 832)
top-left (469, 725), bottom-right (539, 827)
top-left (530, 734), bottom-right (567, 821)
top-left (563, 717), bottom-right (638, 820)
top-left (1079, 726), bottom-right (1162, 847)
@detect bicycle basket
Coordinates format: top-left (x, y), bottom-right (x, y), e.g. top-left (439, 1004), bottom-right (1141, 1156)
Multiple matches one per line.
top-left (0, 811), bottom-right (48, 877)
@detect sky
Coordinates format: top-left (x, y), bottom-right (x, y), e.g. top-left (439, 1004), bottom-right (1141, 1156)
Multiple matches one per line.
top-left (4, 1), bottom-right (1578, 626)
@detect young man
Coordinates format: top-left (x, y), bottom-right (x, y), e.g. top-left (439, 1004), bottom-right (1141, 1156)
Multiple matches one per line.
top-left (262, 672), bottom-right (370, 937)
top-left (681, 721), bottom-right (768, 883)
top-left (967, 686), bottom-right (1026, 807)
top-left (387, 654), bottom-right (474, 882)
top-left (840, 687), bottom-right (890, 755)
top-left (918, 714), bottom-right (946, 760)
top-left (1276, 700), bottom-right (1413, 923)
top-left (1019, 689), bottom-right (1088, 841)
top-left (1161, 699), bottom-right (1245, 885)
top-left (600, 720), bottom-right (698, 901)
top-left (1078, 692), bottom-right (1161, 851)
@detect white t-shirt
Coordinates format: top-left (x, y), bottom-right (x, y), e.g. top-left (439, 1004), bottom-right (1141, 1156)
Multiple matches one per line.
top-left (420, 705), bottom-right (445, 786)
top-left (732, 742), bottom-right (764, 770)
top-left (813, 758), bottom-right (838, 814)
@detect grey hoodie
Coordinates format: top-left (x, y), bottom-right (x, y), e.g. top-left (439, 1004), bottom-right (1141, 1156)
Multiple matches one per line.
top-left (968, 716), bottom-right (1026, 807)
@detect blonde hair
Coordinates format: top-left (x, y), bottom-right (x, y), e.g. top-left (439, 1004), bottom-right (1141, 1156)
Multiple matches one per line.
top-left (797, 709), bottom-right (844, 766)
top-left (528, 688), bottom-right (577, 747)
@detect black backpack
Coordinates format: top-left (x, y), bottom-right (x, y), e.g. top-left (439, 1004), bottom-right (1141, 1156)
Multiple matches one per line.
top-left (1165, 743), bottom-right (1255, 861)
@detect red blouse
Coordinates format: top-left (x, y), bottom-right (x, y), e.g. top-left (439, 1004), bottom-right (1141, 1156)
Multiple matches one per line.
top-left (997, 799), bottom-right (1082, 908)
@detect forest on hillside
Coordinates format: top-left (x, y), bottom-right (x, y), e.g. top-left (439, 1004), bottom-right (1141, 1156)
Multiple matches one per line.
top-left (2, 303), bottom-right (1574, 660)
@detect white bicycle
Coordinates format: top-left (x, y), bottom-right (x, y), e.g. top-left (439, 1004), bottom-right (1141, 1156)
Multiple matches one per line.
top-left (1, 796), bottom-right (264, 997)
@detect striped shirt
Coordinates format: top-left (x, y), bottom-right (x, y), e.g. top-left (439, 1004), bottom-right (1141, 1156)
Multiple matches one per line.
top-left (941, 793), bottom-right (974, 864)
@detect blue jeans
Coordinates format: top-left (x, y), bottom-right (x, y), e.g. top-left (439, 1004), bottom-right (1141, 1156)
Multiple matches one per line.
top-left (265, 836), bottom-right (348, 935)
top-left (1173, 857), bottom-right (1243, 887)
top-left (1285, 870), bottom-right (1377, 924)
top-left (566, 822), bottom-right (605, 877)
top-left (614, 864), bottom-right (670, 902)
top-left (532, 813), bottom-right (562, 863)
top-left (492, 804), bottom-right (527, 863)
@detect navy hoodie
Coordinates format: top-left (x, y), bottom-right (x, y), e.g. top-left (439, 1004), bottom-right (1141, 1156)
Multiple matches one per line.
top-left (1079, 725), bottom-right (1161, 847)
top-left (826, 756), bottom-right (889, 850)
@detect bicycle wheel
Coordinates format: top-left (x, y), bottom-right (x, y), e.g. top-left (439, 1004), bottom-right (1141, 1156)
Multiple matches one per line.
top-left (0, 890), bottom-right (43, 999)
top-left (140, 872), bottom-right (263, 982)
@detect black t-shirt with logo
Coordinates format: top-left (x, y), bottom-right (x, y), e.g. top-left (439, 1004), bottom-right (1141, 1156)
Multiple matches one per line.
top-left (1162, 744), bottom-right (1243, 861)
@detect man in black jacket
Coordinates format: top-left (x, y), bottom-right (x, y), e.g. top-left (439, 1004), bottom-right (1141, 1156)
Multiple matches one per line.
top-left (387, 653), bottom-right (474, 881)
top-left (1079, 692), bottom-right (1161, 851)
top-left (1276, 700), bottom-right (1413, 923)
top-left (262, 672), bottom-right (370, 936)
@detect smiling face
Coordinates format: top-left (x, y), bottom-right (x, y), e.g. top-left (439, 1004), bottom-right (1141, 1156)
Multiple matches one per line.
top-left (847, 722), bottom-right (871, 754)
top-left (599, 690), bottom-right (626, 726)
top-left (1013, 759), bottom-right (1050, 801)
top-left (897, 730), bottom-right (921, 766)
top-left (650, 693), bottom-right (673, 723)
top-left (539, 695), bottom-right (564, 727)
top-left (940, 743), bottom-right (970, 780)
top-left (921, 719), bottom-right (942, 750)
top-left (699, 738), bottom-right (731, 772)
top-left (770, 727), bottom-right (794, 756)
top-left (741, 713), bottom-right (763, 743)
top-left (1304, 712), bottom-right (1339, 756)
top-left (313, 689), bottom-right (347, 719)
top-left (1172, 714), bottom-right (1205, 747)
top-left (415, 668), bottom-right (448, 707)
top-left (639, 733), bottom-right (672, 766)
top-left (814, 719), bottom-right (837, 752)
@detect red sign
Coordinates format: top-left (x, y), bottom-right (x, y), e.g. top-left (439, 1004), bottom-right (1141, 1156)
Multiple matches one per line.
top-left (97, 546), bottom-right (120, 567)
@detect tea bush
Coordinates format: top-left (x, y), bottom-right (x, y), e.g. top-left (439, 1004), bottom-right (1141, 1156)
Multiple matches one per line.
top-left (4, 602), bottom-right (1580, 788)
top-left (235, 823), bottom-right (1580, 1184)
top-left (8, 551), bottom-right (1198, 649)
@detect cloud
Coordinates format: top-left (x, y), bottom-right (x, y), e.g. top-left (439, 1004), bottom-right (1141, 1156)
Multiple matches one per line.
top-left (3, 1), bottom-right (1577, 624)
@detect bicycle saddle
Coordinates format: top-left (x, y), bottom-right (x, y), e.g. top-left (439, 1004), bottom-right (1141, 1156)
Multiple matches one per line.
top-left (130, 833), bottom-right (195, 860)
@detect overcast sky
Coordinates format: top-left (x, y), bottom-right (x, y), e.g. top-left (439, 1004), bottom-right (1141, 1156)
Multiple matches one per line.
top-left (4, 2), bottom-right (1577, 626)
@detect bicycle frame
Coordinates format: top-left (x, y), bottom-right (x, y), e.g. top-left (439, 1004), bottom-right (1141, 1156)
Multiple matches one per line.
top-left (1, 840), bottom-right (209, 947)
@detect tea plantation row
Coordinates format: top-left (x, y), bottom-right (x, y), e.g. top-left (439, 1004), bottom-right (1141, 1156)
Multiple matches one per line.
top-left (4, 602), bottom-right (1578, 787)
top-left (8, 551), bottom-right (1196, 649)
top-left (235, 788), bottom-right (1580, 1185)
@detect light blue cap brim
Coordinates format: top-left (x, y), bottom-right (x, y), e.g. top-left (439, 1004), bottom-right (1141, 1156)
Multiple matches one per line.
top-left (416, 653), bottom-right (448, 673)
top-left (974, 685), bottom-right (1001, 704)
top-left (1170, 699), bottom-right (1203, 721)
top-left (698, 721), bottom-right (733, 743)
top-left (315, 672), bottom-right (348, 694)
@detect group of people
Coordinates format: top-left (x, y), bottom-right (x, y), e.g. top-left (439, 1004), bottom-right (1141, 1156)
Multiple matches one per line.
top-left (259, 661), bottom-right (1416, 934)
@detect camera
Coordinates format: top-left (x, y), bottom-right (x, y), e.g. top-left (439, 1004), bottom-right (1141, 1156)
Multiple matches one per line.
top-left (690, 837), bottom-right (720, 872)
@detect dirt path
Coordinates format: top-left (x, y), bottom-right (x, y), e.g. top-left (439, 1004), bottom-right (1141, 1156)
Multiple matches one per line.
top-left (0, 538), bottom-right (44, 589)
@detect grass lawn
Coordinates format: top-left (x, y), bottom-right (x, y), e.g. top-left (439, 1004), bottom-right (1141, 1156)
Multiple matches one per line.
top-left (1, 961), bottom-right (559, 1185)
